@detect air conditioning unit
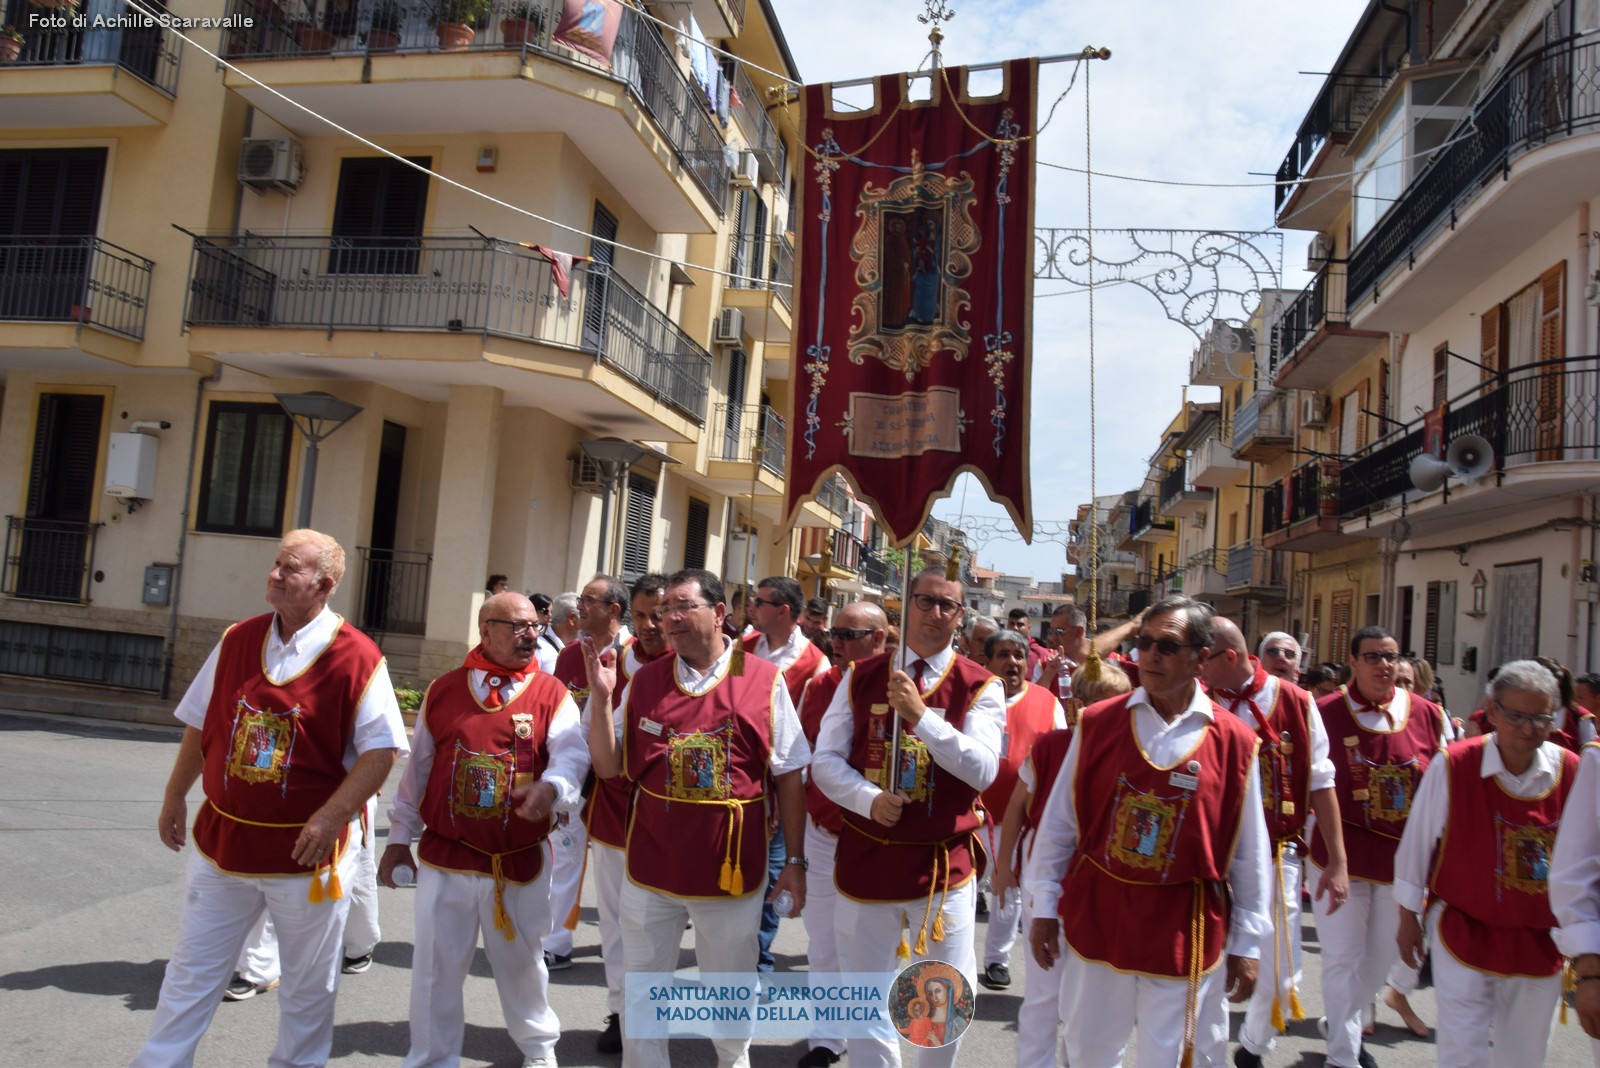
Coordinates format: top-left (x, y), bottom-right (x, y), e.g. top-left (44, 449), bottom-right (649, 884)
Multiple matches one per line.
top-left (1301, 392), bottom-right (1332, 428)
top-left (714, 307), bottom-right (745, 345)
top-left (730, 150), bottom-right (760, 189)
top-left (569, 455), bottom-right (604, 491)
top-left (239, 137), bottom-right (304, 192)
top-left (1306, 233), bottom-right (1334, 271)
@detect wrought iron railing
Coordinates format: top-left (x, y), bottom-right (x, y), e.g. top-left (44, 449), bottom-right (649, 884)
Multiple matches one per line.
top-left (715, 403), bottom-right (785, 474)
top-left (1129, 498), bottom-right (1173, 538)
top-left (220, 0), bottom-right (728, 213)
top-left (1232, 388), bottom-right (1293, 452)
top-left (2, 517), bottom-right (102, 604)
top-left (1339, 355), bottom-right (1600, 515)
top-left (1271, 261), bottom-right (1348, 374)
top-left (6, 17), bottom-right (181, 95)
top-left (861, 550), bottom-right (897, 589)
top-left (1274, 73), bottom-right (1387, 216)
top-left (0, 619), bottom-right (164, 692)
top-left (1348, 33), bottom-right (1600, 305)
top-left (183, 234), bottom-right (712, 423)
top-left (727, 232), bottom-right (795, 309)
top-left (1159, 465), bottom-right (1204, 511)
top-left (356, 546), bottom-right (430, 636)
top-left (1226, 542), bottom-right (1286, 591)
top-left (814, 475), bottom-right (850, 516)
top-left (0, 237), bottom-right (154, 339)
top-left (729, 58), bottom-right (784, 184)
top-left (831, 528), bottom-right (865, 573)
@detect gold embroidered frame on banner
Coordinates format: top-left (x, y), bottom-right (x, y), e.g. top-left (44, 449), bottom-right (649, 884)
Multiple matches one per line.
top-left (227, 697), bottom-right (298, 787)
top-left (450, 744), bottom-right (511, 824)
top-left (668, 730), bottom-right (731, 800)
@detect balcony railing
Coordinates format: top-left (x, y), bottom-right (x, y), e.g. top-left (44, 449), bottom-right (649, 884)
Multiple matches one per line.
top-left (0, 237), bottom-right (154, 339)
top-left (1339, 355), bottom-right (1600, 516)
top-left (1274, 73), bottom-right (1387, 217)
top-left (1271, 261), bottom-right (1348, 375)
top-left (1261, 459), bottom-right (1339, 534)
top-left (728, 233), bottom-right (794, 310)
top-left (1226, 543), bottom-right (1286, 591)
top-left (183, 234), bottom-right (712, 423)
top-left (1129, 499), bottom-right (1174, 539)
top-left (1348, 33), bottom-right (1600, 306)
top-left (6, 18), bottom-right (181, 96)
top-left (356, 547), bottom-right (430, 636)
top-left (729, 58), bottom-right (785, 184)
top-left (716, 403), bottom-right (785, 474)
top-left (814, 475), bottom-right (850, 516)
top-left (3, 517), bottom-right (102, 604)
top-left (221, 0), bottom-right (729, 213)
top-left (1232, 388), bottom-right (1293, 455)
top-left (831, 528), bottom-right (864, 573)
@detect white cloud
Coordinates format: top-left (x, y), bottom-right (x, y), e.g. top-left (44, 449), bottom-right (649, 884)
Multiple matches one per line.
top-left (767, 0), bottom-right (1369, 581)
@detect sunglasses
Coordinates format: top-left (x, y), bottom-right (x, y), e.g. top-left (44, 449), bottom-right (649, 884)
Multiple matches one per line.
top-left (829, 627), bottom-right (874, 642)
top-left (1134, 634), bottom-right (1200, 657)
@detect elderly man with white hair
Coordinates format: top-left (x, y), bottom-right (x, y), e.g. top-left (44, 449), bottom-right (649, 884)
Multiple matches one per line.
top-left (1258, 632), bottom-right (1302, 684)
top-left (1397, 659), bottom-right (1578, 1068)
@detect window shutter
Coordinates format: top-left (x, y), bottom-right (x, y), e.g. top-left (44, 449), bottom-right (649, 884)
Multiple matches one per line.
top-left (1423, 581), bottom-right (1440, 663)
top-left (1479, 303), bottom-right (1503, 381)
top-left (26, 393), bottom-right (103, 521)
top-left (621, 473), bottom-right (656, 578)
top-left (582, 201), bottom-right (618, 351)
top-left (684, 497), bottom-right (710, 570)
top-left (1378, 360), bottom-right (1390, 430)
top-left (1436, 581), bottom-right (1457, 664)
top-left (331, 156), bottom-right (431, 274)
top-left (1537, 263), bottom-right (1566, 457)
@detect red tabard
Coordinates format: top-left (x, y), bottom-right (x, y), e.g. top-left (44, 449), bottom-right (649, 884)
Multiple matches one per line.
top-left (1429, 738), bottom-right (1578, 977)
top-left (194, 613), bottom-right (384, 876)
top-left (553, 641), bottom-right (590, 707)
top-left (1311, 686), bottom-right (1442, 884)
top-left (743, 632), bottom-right (827, 706)
top-left (834, 653), bottom-right (999, 903)
top-left (981, 683), bottom-right (1061, 821)
top-left (1216, 670), bottom-right (1313, 843)
top-left (1059, 695), bottom-right (1259, 977)
top-left (622, 653), bottom-right (779, 898)
top-left (582, 638), bottom-right (664, 850)
top-left (1015, 726), bottom-right (1073, 870)
top-left (799, 665), bottom-right (846, 835)
top-left (415, 668), bottom-right (568, 882)
top-left (1469, 706), bottom-right (1592, 753)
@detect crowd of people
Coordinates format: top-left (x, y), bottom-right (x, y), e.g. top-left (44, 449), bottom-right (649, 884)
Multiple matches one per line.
top-left (129, 527), bottom-right (1600, 1068)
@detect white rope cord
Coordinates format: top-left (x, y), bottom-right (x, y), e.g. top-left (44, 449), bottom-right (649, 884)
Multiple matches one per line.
top-left (1084, 59), bottom-right (1099, 638)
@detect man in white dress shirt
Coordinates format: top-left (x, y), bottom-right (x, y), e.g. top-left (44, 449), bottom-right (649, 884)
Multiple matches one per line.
top-left (1552, 675), bottom-right (1600, 1064)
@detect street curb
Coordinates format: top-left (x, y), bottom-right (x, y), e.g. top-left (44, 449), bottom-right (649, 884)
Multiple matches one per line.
top-left (0, 681), bottom-right (178, 728)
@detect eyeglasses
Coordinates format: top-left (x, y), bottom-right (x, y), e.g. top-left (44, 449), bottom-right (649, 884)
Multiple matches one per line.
top-left (1134, 634), bottom-right (1199, 657)
top-left (1358, 651), bottom-right (1402, 665)
top-left (750, 597), bottom-right (784, 610)
top-left (663, 601), bottom-right (712, 617)
top-left (911, 593), bottom-right (964, 616)
top-left (1493, 701), bottom-right (1557, 729)
top-left (578, 594), bottom-right (615, 607)
top-left (830, 627), bottom-right (874, 642)
top-left (486, 619), bottom-right (541, 637)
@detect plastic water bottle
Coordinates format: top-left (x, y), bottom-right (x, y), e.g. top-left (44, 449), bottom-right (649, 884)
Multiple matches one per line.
top-left (771, 889), bottom-right (795, 917)
top-left (391, 863), bottom-right (416, 887)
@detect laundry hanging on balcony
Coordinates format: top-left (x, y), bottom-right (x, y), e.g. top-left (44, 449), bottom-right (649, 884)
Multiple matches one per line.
top-left (555, 0), bottom-right (624, 67)
top-left (509, 242), bottom-right (590, 299)
top-left (785, 59), bottom-right (1038, 547)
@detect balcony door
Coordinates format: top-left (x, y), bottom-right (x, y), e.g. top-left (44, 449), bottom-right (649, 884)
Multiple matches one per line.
top-left (581, 202), bottom-right (618, 353)
top-left (18, 392), bottom-right (104, 601)
top-left (0, 149), bottom-right (105, 321)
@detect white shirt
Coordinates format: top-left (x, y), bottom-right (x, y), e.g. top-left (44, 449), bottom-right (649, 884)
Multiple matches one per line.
top-left (752, 628), bottom-right (830, 679)
top-left (1554, 744), bottom-right (1600, 956)
top-left (1395, 735), bottom-right (1566, 915)
top-left (387, 671), bottom-right (588, 846)
top-left (1023, 685), bottom-right (1273, 957)
top-left (610, 638), bottom-right (811, 776)
top-left (812, 645), bottom-right (1007, 819)
top-left (175, 607), bottom-right (409, 769)
top-left (1214, 674), bottom-right (1337, 793)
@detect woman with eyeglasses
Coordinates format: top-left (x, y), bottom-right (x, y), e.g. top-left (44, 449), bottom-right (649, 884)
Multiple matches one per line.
top-left (1464, 657), bottom-right (1596, 753)
top-left (1398, 660), bottom-right (1578, 1067)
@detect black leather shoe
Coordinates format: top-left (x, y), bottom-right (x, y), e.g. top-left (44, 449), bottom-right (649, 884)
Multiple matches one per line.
top-left (796, 1049), bottom-right (841, 1068)
top-left (596, 1012), bottom-right (621, 1054)
top-left (1357, 1049), bottom-right (1379, 1068)
top-left (979, 962), bottom-right (1011, 990)
top-left (1233, 1048), bottom-right (1264, 1068)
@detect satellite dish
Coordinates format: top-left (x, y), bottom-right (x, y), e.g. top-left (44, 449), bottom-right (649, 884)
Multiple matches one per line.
top-left (1408, 453), bottom-right (1452, 493)
top-left (1446, 435), bottom-right (1494, 483)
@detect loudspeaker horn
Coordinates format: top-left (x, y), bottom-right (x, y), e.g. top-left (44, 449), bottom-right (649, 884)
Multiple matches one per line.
top-left (1446, 434), bottom-right (1494, 483)
top-left (1408, 453), bottom-right (1452, 493)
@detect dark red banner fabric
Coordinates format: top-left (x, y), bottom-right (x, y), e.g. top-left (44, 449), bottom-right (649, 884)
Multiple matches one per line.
top-left (785, 60), bottom-right (1036, 547)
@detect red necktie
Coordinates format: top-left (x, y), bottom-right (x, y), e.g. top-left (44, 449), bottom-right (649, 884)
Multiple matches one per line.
top-left (910, 658), bottom-right (929, 691)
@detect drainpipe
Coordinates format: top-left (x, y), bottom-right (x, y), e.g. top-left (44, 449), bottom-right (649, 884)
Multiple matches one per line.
top-left (1378, 1), bottom-right (1414, 61)
top-left (160, 366), bottom-right (221, 699)
top-left (1571, 497), bottom-right (1584, 672)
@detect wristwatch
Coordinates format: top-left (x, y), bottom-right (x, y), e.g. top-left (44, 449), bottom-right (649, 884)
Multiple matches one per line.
top-left (785, 855), bottom-right (808, 872)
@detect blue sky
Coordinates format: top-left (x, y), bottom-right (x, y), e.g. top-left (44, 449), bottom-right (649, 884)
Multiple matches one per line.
top-left (768, 0), bottom-right (1371, 581)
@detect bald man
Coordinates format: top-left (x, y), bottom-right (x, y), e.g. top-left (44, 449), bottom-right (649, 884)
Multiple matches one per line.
top-left (1204, 616), bottom-right (1347, 1068)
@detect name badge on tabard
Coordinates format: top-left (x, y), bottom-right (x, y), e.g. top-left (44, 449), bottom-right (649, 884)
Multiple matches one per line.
top-left (1169, 759), bottom-right (1201, 792)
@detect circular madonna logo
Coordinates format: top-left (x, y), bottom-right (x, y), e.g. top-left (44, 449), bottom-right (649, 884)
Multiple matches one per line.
top-left (887, 959), bottom-right (974, 1048)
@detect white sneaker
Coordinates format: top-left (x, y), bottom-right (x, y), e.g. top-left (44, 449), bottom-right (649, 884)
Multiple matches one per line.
top-left (521, 1058), bottom-right (558, 1068)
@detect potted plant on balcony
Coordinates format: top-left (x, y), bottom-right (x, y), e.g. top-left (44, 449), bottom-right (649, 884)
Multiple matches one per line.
top-left (366, 0), bottom-right (403, 50)
top-left (1316, 459), bottom-right (1341, 517)
top-left (500, 1), bottom-right (544, 47)
top-left (0, 26), bottom-right (23, 62)
top-left (293, 0), bottom-right (339, 51)
top-left (431, 0), bottom-right (489, 49)
top-left (321, 0), bottom-right (360, 38)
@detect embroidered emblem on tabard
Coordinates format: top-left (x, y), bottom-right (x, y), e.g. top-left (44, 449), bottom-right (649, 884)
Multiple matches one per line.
top-left (1499, 821), bottom-right (1556, 898)
top-left (891, 733), bottom-right (934, 802)
top-left (668, 730), bottom-right (730, 801)
top-left (450, 746), bottom-right (510, 822)
top-left (1109, 791), bottom-right (1186, 876)
top-left (226, 697), bottom-right (298, 788)
top-left (1366, 765), bottom-right (1413, 822)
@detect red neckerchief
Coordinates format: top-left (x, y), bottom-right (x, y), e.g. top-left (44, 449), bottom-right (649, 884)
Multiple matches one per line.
top-left (462, 644), bottom-right (527, 709)
top-left (1346, 682), bottom-right (1397, 728)
top-left (1214, 658), bottom-right (1272, 733)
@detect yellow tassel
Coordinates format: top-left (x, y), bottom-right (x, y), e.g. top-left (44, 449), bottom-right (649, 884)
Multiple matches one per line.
top-left (731, 865), bottom-right (744, 897)
top-left (896, 912), bottom-right (911, 960)
top-left (1561, 995), bottom-right (1569, 1026)
top-left (912, 926), bottom-right (928, 955)
top-left (1180, 1044), bottom-right (1194, 1068)
top-left (729, 642), bottom-right (745, 677)
top-left (307, 871), bottom-right (324, 904)
top-left (719, 859), bottom-right (732, 892)
top-left (1289, 986), bottom-right (1306, 1021)
top-left (325, 866), bottom-right (343, 901)
top-left (1270, 997), bottom-right (1284, 1033)
top-left (931, 910), bottom-right (946, 943)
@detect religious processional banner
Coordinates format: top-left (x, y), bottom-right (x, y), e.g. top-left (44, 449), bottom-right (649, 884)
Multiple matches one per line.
top-left (785, 59), bottom-right (1036, 547)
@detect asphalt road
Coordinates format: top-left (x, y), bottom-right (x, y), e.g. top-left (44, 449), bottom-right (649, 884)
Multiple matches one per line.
top-left (0, 708), bottom-right (1592, 1067)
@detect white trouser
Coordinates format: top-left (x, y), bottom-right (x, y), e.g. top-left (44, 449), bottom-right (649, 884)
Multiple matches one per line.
top-left (239, 799), bottom-right (380, 985)
top-left (980, 822), bottom-right (1021, 968)
top-left (802, 823), bottom-right (843, 1057)
top-left (835, 879), bottom-right (978, 1068)
top-left (1015, 892), bottom-right (1065, 1068)
top-left (1386, 955), bottom-right (1420, 995)
top-left (620, 876), bottom-right (766, 1068)
top-left (1427, 903), bottom-right (1561, 1068)
top-left (403, 860), bottom-right (559, 1068)
top-left (1058, 946), bottom-right (1230, 1068)
top-left (1309, 865), bottom-right (1400, 1068)
top-left (130, 844), bottom-right (356, 1068)
top-left (591, 841), bottom-right (626, 1016)
top-left (542, 813), bottom-right (587, 957)
top-left (1238, 849), bottom-right (1304, 1056)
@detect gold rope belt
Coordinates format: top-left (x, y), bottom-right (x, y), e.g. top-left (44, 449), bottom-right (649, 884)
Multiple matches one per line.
top-left (206, 799), bottom-right (346, 904)
top-left (456, 838), bottom-right (543, 941)
top-left (637, 786), bottom-right (764, 896)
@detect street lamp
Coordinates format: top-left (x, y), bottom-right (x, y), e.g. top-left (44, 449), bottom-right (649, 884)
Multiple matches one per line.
top-left (275, 392), bottom-right (364, 528)
top-left (580, 438), bottom-right (646, 574)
